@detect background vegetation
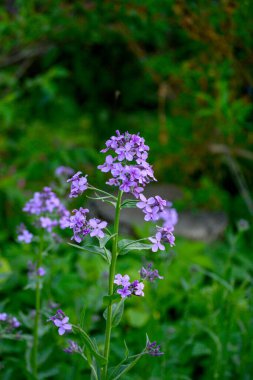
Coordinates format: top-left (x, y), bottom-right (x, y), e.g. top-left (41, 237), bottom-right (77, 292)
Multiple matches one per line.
top-left (1, 1), bottom-right (253, 379)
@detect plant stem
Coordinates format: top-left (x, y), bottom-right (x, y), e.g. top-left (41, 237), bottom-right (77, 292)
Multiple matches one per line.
top-left (31, 235), bottom-right (43, 379)
top-left (103, 190), bottom-right (123, 379)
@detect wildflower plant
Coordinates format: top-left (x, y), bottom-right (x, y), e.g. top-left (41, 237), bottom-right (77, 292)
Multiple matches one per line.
top-left (18, 132), bottom-right (177, 379)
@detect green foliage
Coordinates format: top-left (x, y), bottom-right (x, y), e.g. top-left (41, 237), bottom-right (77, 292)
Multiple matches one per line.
top-left (1, 0), bottom-right (253, 379)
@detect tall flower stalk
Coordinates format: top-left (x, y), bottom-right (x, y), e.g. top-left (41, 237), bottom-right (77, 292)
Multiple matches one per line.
top-left (31, 235), bottom-right (43, 378)
top-left (103, 190), bottom-right (123, 379)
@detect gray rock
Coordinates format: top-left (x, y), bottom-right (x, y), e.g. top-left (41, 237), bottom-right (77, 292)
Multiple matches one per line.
top-left (174, 211), bottom-right (228, 242)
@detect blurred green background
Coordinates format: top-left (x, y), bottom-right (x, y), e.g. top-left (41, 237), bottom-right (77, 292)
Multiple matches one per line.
top-left (1, 1), bottom-right (253, 379)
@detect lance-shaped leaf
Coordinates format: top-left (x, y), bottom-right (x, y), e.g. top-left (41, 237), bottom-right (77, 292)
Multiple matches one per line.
top-left (121, 199), bottom-right (138, 208)
top-left (108, 344), bottom-right (147, 380)
top-left (68, 243), bottom-right (111, 264)
top-left (98, 233), bottom-right (116, 249)
top-left (118, 239), bottom-right (152, 255)
top-left (73, 325), bottom-right (107, 365)
top-left (103, 299), bottom-right (125, 327)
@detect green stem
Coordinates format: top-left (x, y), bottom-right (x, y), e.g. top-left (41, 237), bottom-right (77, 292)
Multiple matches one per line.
top-left (31, 236), bottom-right (43, 379)
top-left (103, 190), bottom-right (123, 379)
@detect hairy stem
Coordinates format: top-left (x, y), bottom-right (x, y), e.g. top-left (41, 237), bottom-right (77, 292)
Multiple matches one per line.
top-left (31, 235), bottom-right (43, 378)
top-left (103, 190), bottom-right (123, 379)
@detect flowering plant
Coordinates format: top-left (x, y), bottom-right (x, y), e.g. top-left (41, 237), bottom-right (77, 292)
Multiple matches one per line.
top-left (17, 131), bottom-right (177, 379)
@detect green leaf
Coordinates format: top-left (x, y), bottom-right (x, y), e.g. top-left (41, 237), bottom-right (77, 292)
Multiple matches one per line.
top-left (108, 349), bottom-right (146, 380)
top-left (98, 234), bottom-right (116, 249)
top-left (73, 326), bottom-right (107, 365)
top-left (121, 199), bottom-right (138, 208)
top-left (68, 243), bottom-right (111, 264)
top-left (118, 239), bottom-right (152, 255)
top-left (103, 294), bottom-right (121, 307)
top-left (103, 300), bottom-right (125, 327)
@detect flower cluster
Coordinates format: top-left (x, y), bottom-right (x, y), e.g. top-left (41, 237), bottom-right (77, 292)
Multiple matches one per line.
top-left (49, 310), bottom-right (72, 336)
top-left (146, 340), bottom-right (164, 356)
top-left (149, 226), bottom-right (175, 252)
top-left (139, 263), bottom-right (163, 282)
top-left (67, 207), bottom-right (107, 243)
top-left (137, 194), bottom-right (167, 221)
top-left (22, 187), bottom-right (70, 235)
top-left (17, 224), bottom-right (33, 244)
top-left (67, 171), bottom-right (88, 198)
top-left (98, 130), bottom-right (156, 197)
top-left (64, 340), bottom-right (82, 354)
top-left (114, 274), bottom-right (144, 298)
top-left (0, 313), bottom-right (21, 331)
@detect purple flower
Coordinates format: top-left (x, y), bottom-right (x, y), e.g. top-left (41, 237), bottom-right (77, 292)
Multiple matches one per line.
top-left (68, 208), bottom-right (107, 243)
top-left (55, 166), bottom-right (74, 177)
top-left (67, 171), bottom-right (88, 198)
top-left (98, 131), bottom-right (156, 196)
top-left (54, 317), bottom-right (72, 335)
top-left (134, 282), bottom-right (144, 296)
top-left (146, 341), bottom-right (164, 356)
top-left (37, 267), bottom-right (46, 277)
top-left (114, 274), bottom-right (130, 287)
top-left (0, 313), bottom-right (8, 321)
top-left (137, 195), bottom-right (167, 222)
top-left (115, 274), bottom-right (145, 299)
top-left (17, 224), bottom-right (33, 244)
top-left (23, 187), bottom-right (66, 217)
top-left (139, 263), bottom-right (163, 282)
top-left (89, 218), bottom-right (107, 238)
top-left (49, 310), bottom-right (72, 336)
top-left (68, 207), bottom-right (90, 243)
top-left (117, 287), bottom-right (132, 298)
top-left (98, 155), bottom-right (115, 172)
top-left (149, 233), bottom-right (165, 252)
top-left (11, 317), bottom-right (21, 328)
top-left (59, 210), bottom-right (71, 229)
top-left (159, 204), bottom-right (178, 229)
top-left (64, 340), bottom-right (81, 354)
top-left (157, 226), bottom-right (175, 247)
top-left (40, 216), bottom-right (58, 232)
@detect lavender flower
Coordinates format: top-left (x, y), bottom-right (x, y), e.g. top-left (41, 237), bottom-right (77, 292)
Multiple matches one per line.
top-left (137, 195), bottom-right (167, 222)
top-left (37, 267), bottom-right (46, 277)
top-left (146, 341), bottom-right (164, 356)
top-left (117, 287), bottom-right (132, 298)
top-left (134, 282), bottom-right (144, 296)
top-left (149, 226), bottom-right (175, 252)
top-left (64, 340), bottom-right (81, 354)
top-left (40, 216), bottom-right (58, 232)
top-left (23, 187), bottom-right (61, 215)
top-left (11, 317), bottom-right (21, 328)
top-left (139, 263), bottom-right (163, 282)
top-left (67, 171), bottom-right (88, 198)
top-left (114, 274), bottom-right (130, 287)
top-left (49, 310), bottom-right (72, 336)
top-left (68, 207), bottom-right (107, 243)
top-left (55, 166), bottom-right (74, 177)
top-left (159, 203), bottom-right (178, 229)
top-left (89, 218), bottom-right (107, 238)
top-left (149, 233), bottom-right (165, 252)
top-left (0, 313), bottom-right (8, 321)
top-left (98, 131), bottom-right (156, 196)
top-left (0, 313), bottom-right (21, 330)
top-left (114, 274), bottom-right (145, 298)
top-left (17, 224), bottom-right (33, 244)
